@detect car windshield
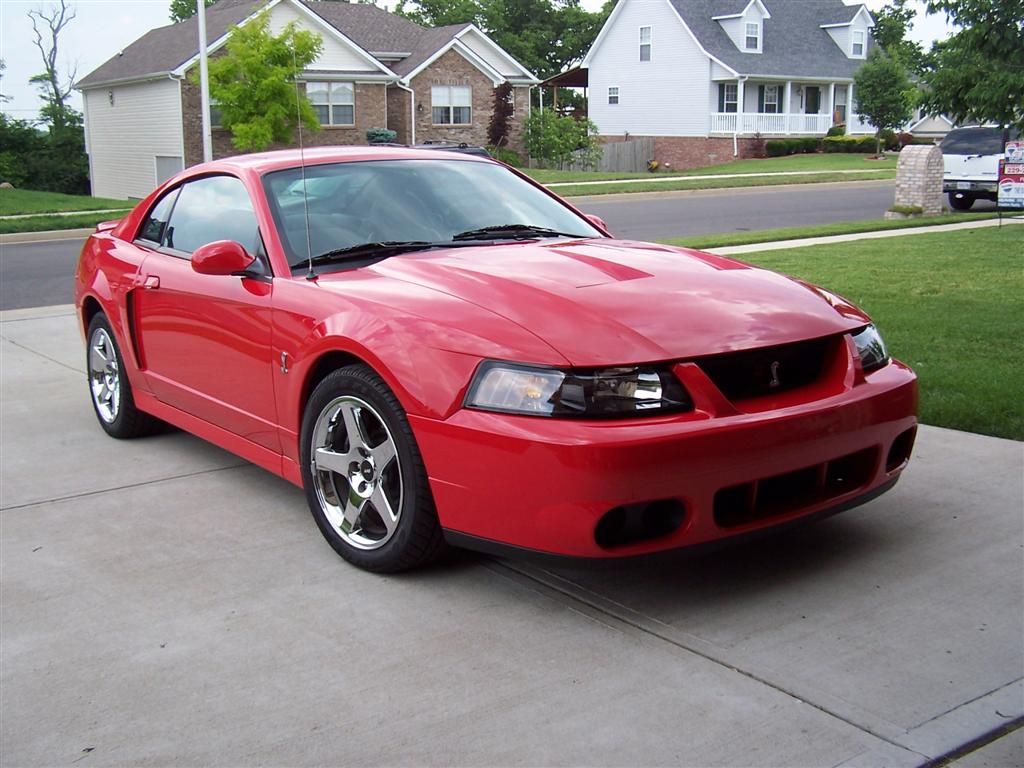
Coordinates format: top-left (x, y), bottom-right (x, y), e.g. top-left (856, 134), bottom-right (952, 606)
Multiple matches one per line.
top-left (940, 127), bottom-right (1020, 156)
top-left (262, 159), bottom-right (602, 272)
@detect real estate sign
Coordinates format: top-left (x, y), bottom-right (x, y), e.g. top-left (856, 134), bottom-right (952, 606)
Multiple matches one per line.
top-left (998, 141), bottom-right (1024, 209)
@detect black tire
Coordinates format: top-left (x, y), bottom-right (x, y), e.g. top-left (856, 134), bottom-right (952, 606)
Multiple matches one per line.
top-left (948, 192), bottom-right (975, 211)
top-left (300, 364), bottom-right (446, 572)
top-left (86, 313), bottom-right (163, 439)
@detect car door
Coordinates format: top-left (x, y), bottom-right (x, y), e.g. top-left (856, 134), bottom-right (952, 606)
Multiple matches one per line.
top-left (133, 174), bottom-right (280, 452)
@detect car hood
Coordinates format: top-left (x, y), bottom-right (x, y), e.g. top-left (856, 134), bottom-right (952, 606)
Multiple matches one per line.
top-left (326, 239), bottom-right (870, 366)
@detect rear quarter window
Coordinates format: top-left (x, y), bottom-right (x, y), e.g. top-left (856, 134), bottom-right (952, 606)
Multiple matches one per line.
top-left (941, 128), bottom-right (1019, 156)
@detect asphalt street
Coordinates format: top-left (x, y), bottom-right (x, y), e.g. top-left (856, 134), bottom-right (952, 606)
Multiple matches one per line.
top-left (0, 179), bottom-right (998, 311)
top-left (1, 305), bottom-right (1022, 766)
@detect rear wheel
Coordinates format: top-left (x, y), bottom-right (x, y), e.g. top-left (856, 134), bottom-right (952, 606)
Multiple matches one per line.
top-left (86, 313), bottom-right (162, 438)
top-left (948, 192), bottom-right (975, 211)
top-left (300, 365), bottom-right (445, 572)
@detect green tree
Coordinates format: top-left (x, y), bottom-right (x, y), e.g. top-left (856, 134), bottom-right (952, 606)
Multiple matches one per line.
top-left (872, 0), bottom-right (924, 74)
top-left (170, 0), bottom-right (217, 24)
top-left (920, 0), bottom-right (1024, 131)
top-left (0, 60), bottom-right (11, 104)
top-left (525, 109), bottom-right (599, 167)
top-left (197, 12), bottom-right (323, 152)
top-left (854, 49), bottom-right (916, 155)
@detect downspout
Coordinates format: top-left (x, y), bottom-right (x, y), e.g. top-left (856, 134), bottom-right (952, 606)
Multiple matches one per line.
top-left (396, 81), bottom-right (415, 145)
top-left (734, 75), bottom-right (748, 157)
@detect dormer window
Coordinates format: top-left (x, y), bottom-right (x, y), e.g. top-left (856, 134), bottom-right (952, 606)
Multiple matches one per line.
top-left (852, 30), bottom-right (865, 57)
top-left (639, 26), bottom-right (652, 61)
top-left (745, 22), bottom-right (760, 51)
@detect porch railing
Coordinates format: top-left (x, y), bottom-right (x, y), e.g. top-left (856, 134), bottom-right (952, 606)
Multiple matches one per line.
top-left (711, 112), bottom-right (834, 136)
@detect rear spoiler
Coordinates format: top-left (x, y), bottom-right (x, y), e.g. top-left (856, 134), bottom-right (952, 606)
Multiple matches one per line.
top-left (95, 219), bottom-right (121, 233)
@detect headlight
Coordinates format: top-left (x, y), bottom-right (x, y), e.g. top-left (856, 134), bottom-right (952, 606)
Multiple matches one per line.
top-left (465, 361), bottom-right (693, 418)
top-left (851, 324), bottom-right (889, 373)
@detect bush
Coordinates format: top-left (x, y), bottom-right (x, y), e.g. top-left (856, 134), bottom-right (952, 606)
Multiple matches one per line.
top-left (823, 135), bottom-right (877, 153)
top-left (489, 146), bottom-right (522, 166)
top-left (765, 137), bottom-right (822, 157)
top-left (827, 124), bottom-right (847, 137)
top-left (526, 110), bottom-right (601, 168)
top-left (365, 127), bottom-right (397, 144)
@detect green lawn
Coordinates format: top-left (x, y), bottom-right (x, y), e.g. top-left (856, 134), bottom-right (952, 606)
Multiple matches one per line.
top-left (663, 213), bottom-right (1001, 250)
top-left (554, 170), bottom-right (895, 197)
top-left (739, 225), bottom-right (1024, 440)
top-left (0, 211), bottom-right (130, 235)
top-left (524, 153), bottom-right (898, 186)
top-left (0, 188), bottom-right (131, 216)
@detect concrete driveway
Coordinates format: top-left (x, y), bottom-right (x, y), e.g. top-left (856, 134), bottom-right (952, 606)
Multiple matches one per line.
top-left (2, 306), bottom-right (1022, 767)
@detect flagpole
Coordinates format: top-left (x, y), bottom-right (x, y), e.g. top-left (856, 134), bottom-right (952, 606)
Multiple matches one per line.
top-left (197, 0), bottom-right (213, 162)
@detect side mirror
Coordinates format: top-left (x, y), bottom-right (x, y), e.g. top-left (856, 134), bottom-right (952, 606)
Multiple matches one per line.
top-left (585, 214), bottom-right (609, 233)
top-left (191, 240), bottom-right (255, 276)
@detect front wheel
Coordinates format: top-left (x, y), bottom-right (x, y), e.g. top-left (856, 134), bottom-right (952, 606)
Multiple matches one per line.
top-left (300, 365), bottom-right (445, 572)
top-left (948, 192), bottom-right (975, 211)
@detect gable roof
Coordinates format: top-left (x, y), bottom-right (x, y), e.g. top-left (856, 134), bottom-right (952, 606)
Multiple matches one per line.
top-left (77, 0), bottom-right (534, 90)
top-left (669, 0), bottom-right (872, 80)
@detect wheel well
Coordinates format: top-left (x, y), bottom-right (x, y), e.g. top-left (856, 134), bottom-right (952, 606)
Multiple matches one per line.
top-left (82, 296), bottom-right (103, 331)
top-left (302, 350), bottom-right (366, 410)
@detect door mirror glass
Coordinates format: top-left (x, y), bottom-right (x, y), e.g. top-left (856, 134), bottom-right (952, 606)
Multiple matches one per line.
top-left (191, 240), bottom-right (255, 276)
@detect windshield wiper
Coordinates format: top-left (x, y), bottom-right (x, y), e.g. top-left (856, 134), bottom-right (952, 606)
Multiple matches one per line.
top-left (452, 224), bottom-right (589, 241)
top-left (292, 240), bottom-right (440, 269)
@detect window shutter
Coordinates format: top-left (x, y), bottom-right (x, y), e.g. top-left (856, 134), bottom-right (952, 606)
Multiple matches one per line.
top-left (758, 85), bottom-right (765, 113)
top-left (718, 84), bottom-right (725, 112)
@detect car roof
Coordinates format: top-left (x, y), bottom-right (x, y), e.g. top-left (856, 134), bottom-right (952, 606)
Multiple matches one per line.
top-left (200, 145), bottom-right (494, 176)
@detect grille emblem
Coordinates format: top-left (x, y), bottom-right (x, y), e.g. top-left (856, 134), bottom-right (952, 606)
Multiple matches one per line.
top-left (768, 361), bottom-right (781, 388)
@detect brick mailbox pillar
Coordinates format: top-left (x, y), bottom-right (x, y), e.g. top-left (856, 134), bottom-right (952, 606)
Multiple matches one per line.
top-left (887, 144), bottom-right (944, 218)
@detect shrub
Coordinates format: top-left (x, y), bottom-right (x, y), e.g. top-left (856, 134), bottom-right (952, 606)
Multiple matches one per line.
top-left (827, 124), bottom-right (847, 137)
top-left (766, 139), bottom-right (790, 157)
top-left (488, 146), bottom-right (522, 166)
top-left (823, 135), bottom-right (877, 153)
top-left (897, 131), bottom-right (915, 148)
top-left (366, 127), bottom-right (397, 144)
top-left (487, 83), bottom-right (514, 148)
top-left (765, 137), bottom-right (821, 157)
top-left (526, 110), bottom-right (601, 168)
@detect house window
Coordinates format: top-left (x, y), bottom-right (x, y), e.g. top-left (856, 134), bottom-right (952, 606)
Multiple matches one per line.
top-left (209, 100), bottom-right (223, 128)
top-left (745, 22), bottom-right (760, 51)
top-left (307, 82), bottom-right (354, 126)
top-left (639, 26), bottom-right (652, 61)
top-left (719, 83), bottom-right (738, 113)
top-left (432, 85), bottom-right (472, 125)
top-left (835, 88), bottom-right (848, 123)
top-left (608, 87), bottom-right (619, 105)
top-left (852, 30), bottom-right (865, 57)
top-left (762, 84), bottom-right (779, 114)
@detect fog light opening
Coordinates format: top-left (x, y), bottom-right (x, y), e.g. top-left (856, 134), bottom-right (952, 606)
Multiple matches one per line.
top-left (594, 499), bottom-right (686, 549)
top-left (887, 427), bottom-right (917, 472)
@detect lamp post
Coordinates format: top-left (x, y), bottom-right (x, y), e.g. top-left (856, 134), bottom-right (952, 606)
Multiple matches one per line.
top-left (197, 0), bottom-right (213, 162)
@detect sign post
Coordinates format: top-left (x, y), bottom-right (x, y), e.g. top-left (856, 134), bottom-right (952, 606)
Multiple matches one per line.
top-left (997, 140), bottom-right (1024, 210)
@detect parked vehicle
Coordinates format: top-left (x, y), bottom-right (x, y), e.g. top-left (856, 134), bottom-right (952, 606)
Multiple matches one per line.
top-left (941, 126), bottom-right (1021, 210)
top-left (412, 141), bottom-right (491, 158)
top-left (75, 146), bottom-right (918, 572)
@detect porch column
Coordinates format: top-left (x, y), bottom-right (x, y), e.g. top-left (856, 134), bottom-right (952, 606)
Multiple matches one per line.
top-left (828, 82), bottom-right (836, 127)
top-left (737, 79), bottom-right (746, 133)
top-left (785, 80), bottom-right (792, 135)
top-left (847, 83), bottom-right (855, 130)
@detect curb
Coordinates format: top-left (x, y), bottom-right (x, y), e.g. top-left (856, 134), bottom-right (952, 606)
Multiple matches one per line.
top-left (1, 228), bottom-right (95, 245)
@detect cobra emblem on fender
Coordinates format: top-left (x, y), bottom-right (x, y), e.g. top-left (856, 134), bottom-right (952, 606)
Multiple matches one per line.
top-left (768, 361), bottom-right (781, 388)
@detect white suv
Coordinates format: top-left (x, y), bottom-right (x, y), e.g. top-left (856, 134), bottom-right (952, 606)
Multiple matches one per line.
top-left (941, 126), bottom-right (1021, 210)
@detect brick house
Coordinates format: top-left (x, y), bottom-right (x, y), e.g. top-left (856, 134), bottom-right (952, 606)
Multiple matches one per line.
top-left (577, 0), bottom-right (878, 170)
top-left (76, 0), bottom-right (537, 199)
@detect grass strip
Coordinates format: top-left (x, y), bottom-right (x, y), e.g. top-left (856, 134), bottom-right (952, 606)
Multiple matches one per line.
top-left (0, 211), bottom-right (130, 235)
top-left (0, 188), bottom-right (131, 216)
top-left (663, 213), bottom-right (1002, 250)
top-left (739, 226), bottom-right (1024, 440)
top-left (556, 171), bottom-right (896, 198)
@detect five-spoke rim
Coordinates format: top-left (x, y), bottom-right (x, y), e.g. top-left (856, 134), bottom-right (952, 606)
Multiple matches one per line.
top-left (89, 327), bottom-right (120, 423)
top-left (310, 395), bottom-right (403, 550)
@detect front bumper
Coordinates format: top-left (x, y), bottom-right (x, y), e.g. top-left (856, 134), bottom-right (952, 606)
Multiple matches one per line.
top-left (411, 347), bottom-right (918, 559)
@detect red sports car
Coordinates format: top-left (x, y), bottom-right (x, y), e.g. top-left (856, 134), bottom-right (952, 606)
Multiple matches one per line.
top-left (75, 147), bottom-right (917, 572)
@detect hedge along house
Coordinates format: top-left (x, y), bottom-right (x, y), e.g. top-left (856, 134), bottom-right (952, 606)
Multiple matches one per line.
top-left (579, 0), bottom-right (877, 170)
top-left (76, 0), bottom-right (538, 200)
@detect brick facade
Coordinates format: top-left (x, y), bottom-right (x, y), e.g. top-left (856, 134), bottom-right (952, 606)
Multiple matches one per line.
top-left (181, 76), bottom-right (388, 167)
top-left (386, 85), bottom-right (411, 145)
top-left (405, 50), bottom-right (527, 156)
top-left (599, 135), bottom-right (763, 172)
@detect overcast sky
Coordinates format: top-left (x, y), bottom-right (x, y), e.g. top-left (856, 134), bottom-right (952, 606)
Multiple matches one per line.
top-left (1, 0), bottom-right (955, 122)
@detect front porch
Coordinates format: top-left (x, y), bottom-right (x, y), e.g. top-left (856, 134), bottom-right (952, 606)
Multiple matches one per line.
top-left (710, 79), bottom-right (867, 136)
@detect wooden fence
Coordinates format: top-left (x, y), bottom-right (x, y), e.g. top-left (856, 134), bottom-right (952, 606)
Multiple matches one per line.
top-left (538, 138), bottom-right (655, 173)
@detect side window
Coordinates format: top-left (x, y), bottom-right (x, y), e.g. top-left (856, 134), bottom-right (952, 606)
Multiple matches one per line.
top-left (164, 175), bottom-right (260, 255)
top-left (137, 189), bottom-right (179, 246)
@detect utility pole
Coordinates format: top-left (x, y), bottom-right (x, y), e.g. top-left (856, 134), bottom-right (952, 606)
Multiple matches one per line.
top-left (197, 0), bottom-right (213, 162)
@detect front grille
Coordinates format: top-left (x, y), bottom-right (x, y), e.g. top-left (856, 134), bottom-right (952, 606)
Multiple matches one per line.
top-left (695, 337), bottom-right (832, 402)
top-left (713, 447), bottom-right (879, 528)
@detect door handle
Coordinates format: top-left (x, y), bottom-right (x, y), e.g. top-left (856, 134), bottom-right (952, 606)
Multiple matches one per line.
top-left (143, 275), bottom-right (160, 290)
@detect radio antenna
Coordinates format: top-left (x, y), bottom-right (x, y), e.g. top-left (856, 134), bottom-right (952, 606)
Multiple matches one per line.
top-left (292, 45), bottom-right (315, 280)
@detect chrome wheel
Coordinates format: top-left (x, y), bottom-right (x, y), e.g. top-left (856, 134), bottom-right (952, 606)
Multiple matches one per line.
top-left (89, 327), bottom-right (120, 423)
top-left (310, 395), bottom-right (403, 550)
